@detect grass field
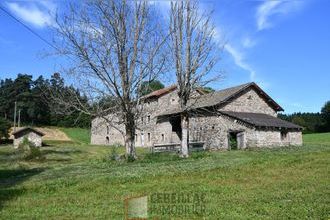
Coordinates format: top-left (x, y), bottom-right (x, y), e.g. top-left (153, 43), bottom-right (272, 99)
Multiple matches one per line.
top-left (0, 130), bottom-right (329, 219)
top-left (58, 127), bottom-right (91, 145)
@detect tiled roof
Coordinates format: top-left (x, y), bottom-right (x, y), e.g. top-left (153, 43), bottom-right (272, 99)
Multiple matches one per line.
top-left (141, 85), bottom-right (177, 99)
top-left (189, 82), bottom-right (253, 109)
top-left (220, 111), bottom-right (302, 130)
top-left (157, 82), bottom-right (284, 116)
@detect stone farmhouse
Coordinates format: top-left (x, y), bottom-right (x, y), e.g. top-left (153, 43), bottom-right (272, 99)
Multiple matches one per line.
top-left (91, 82), bottom-right (302, 149)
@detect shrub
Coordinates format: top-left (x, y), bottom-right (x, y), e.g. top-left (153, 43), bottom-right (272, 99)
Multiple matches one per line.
top-left (108, 143), bottom-right (125, 161)
top-left (109, 145), bottom-right (119, 161)
top-left (16, 137), bottom-right (44, 161)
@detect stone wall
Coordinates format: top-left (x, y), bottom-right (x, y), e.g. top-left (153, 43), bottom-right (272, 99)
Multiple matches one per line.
top-left (220, 88), bottom-right (277, 116)
top-left (137, 90), bottom-right (187, 147)
top-left (189, 114), bottom-right (255, 149)
top-left (247, 130), bottom-right (302, 148)
top-left (188, 115), bottom-right (303, 149)
top-left (287, 131), bottom-right (303, 146)
top-left (90, 91), bottom-right (181, 147)
top-left (90, 117), bottom-right (125, 146)
top-left (14, 131), bottom-right (42, 148)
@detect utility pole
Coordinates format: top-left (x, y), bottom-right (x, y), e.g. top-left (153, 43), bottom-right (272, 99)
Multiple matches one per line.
top-left (13, 101), bottom-right (17, 132)
top-left (18, 109), bottom-right (21, 128)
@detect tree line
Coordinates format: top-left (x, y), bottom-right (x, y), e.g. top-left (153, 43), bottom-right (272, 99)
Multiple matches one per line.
top-left (0, 73), bottom-right (91, 130)
top-left (278, 101), bottom-right (330, 134)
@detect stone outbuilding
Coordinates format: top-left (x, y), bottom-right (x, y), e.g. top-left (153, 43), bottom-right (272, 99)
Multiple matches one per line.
top-left (12, 127), bottom-right (45, 148)
top-left (91, 82), bottom-right (303, 149)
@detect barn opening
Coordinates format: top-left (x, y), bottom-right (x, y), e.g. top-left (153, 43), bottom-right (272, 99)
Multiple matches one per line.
top-left (169, 115), bottom-right (182, 140)
top-left (229, 132), bottom-right (238, 150)
top-left (228, 131), bottom-right (245, 150)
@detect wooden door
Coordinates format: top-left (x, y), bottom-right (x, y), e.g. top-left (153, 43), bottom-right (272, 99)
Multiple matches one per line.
top-left (237, 132), bottom-right (245, 149)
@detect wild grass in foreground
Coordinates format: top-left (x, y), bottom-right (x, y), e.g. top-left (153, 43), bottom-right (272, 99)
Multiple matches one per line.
top-left (0, 133), bottom-right (329, 219)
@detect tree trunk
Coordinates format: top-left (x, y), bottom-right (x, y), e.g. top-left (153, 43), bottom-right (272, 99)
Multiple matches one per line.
top-left (180, 112), bottom-right (189, 158)
top-left (124, 112), bottom-right (137, 160)
top-left (125, 125), bottom-right (136, 160)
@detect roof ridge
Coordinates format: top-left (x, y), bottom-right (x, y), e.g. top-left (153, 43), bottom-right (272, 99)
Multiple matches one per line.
top-left (141, 84), bottom-right (177, 99)
top-left (143, 82), bottom-right (255, 98)
top-left (213, 82), bottom-right (254, 94)
top-left (12, 127), bottom-right (45, 136)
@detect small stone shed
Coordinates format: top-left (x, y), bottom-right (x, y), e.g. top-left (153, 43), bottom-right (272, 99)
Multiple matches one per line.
top-left (12, 127), bottom-right (45, 148)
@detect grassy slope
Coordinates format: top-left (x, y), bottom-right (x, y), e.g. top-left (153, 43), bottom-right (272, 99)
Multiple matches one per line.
top-left (0, 132), bottom-right (329, 219)
top-left (59, 127), bottom-right (91, 145)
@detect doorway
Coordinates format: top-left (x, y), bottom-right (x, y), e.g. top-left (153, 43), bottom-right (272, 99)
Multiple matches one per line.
top-left (228, 131), bottom-right (245, 150)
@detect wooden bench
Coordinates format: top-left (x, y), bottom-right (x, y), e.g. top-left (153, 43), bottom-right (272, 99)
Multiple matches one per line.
top-left (151, 142), bottom-right (205, 153)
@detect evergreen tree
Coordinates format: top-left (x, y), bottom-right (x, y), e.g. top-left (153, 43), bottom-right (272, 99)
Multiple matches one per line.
top-left (0, 117), bottom-right (11, 141)
top-left (139, 80), bottom-right (165, 96)
top-left (320, 101), bottom-right (330, 132)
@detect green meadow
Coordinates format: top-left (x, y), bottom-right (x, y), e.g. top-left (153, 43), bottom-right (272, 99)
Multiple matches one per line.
top-left (0, 130), bottom-right (329, 219)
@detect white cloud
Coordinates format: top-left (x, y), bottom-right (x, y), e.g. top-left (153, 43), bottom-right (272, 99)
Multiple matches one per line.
top-left (214, 27), bottom-right (264, 84)
top-left (256, 0), bottom-right (304, 31)
top-left (224, 44), bottom-right (256, 81)
top-left (6, 1), bottom-right (56, 28)
top-left (256, 1), bottom-right (281, 31)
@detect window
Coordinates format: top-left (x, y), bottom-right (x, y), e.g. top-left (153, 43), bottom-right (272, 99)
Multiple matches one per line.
top-left (247, 95), bottom-right (252, 100)
top-left (141, 117), bottom-right (144, 124)
top-left (161, 134), bottom-right (165, 141)
top-left (141, 132), bottom-right (144, 145)
top-left (148, 133), bottom-right (151, 142)
top-left (147, 115), bottom-right (150, 123)
top-left (281, 131), bottom-right (288, 141)
top-left (106, 126), bottom-right (109, 134)
top-left (212, 125), bottom-right (215, 130)
top-left (106, 136), bottom-right (109, 144)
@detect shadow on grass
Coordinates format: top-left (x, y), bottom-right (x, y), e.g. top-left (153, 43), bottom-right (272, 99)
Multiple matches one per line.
top-left (39, 148), bottom-right (83, 162)
top-left (0, 167), bottom-right (45, 210)
top-left (42, 140), bottom-right (75, 147)
top-left (137, 151), bottom-right (211, 164)
top-left (0, 139), bottom-right (13, 145)
top-left (41, 149), bottom-right (82, 155)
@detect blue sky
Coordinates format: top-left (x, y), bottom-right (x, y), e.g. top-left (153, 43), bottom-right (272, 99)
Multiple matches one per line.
top-left (0, 0), bottom-right (329, 113)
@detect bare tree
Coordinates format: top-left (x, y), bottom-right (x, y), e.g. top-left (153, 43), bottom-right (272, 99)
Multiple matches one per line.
top-left (169, 0), bottom-right (220, 157)
top-left (51, 0), bottom-right (168, 159)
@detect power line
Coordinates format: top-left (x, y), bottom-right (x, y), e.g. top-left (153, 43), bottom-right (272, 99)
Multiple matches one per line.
top-left (0, 5), bottom-right (59, 51)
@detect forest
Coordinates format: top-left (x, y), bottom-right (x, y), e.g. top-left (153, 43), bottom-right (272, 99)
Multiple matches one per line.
top-left (0, 73), bottom-right (90, 129)
top-left (279, 104), bottom-right (330, 133)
